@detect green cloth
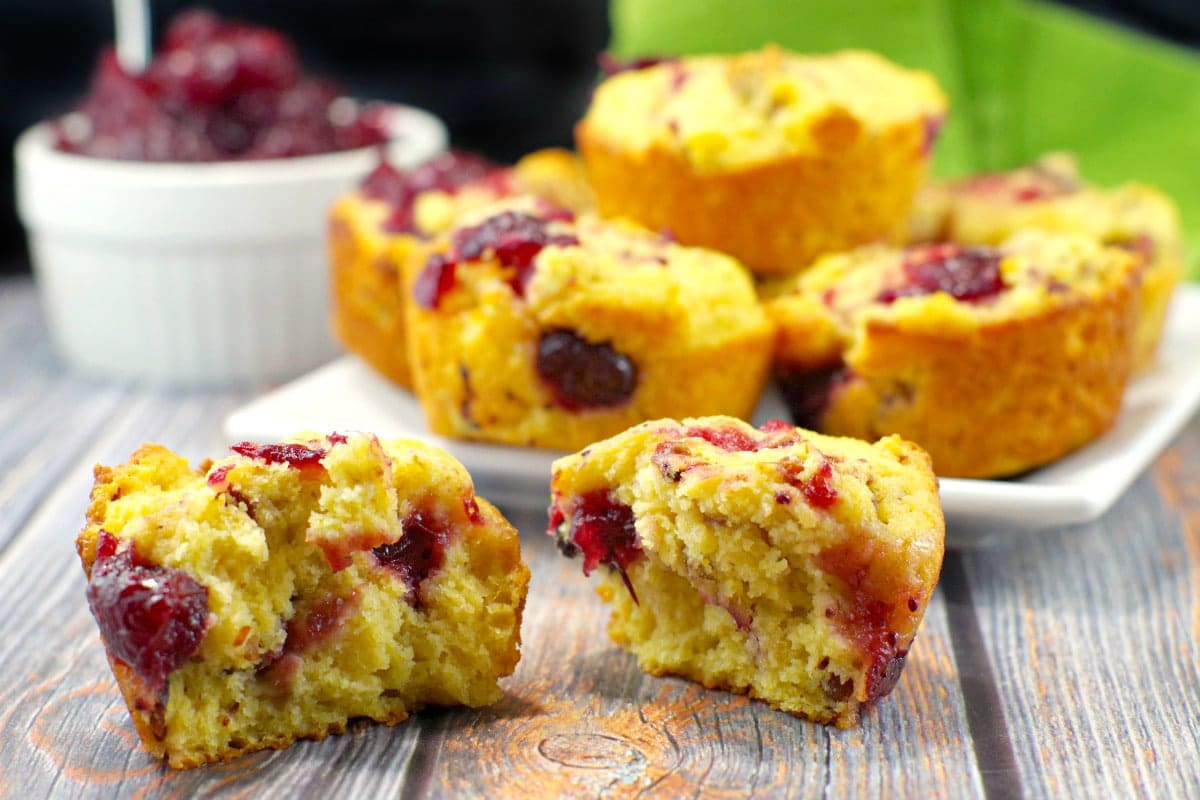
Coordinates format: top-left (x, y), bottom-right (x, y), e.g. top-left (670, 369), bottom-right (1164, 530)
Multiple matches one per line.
top-left (610, 0), bottom-right (1200, 278)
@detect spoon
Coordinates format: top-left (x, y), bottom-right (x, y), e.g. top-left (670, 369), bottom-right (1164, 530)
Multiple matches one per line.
top-left (113, 0), bottom-right (151, 73)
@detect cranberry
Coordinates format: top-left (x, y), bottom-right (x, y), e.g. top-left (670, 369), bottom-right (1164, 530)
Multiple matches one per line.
top-left (876, 245), bottom-right (1005, 304)
top-left (281, 591), bottom-right (358, 654)
top-left (597, 52), bottom-right (678, 76)
top-left (231, 441), bottom-right (326, 472)
top-left (373, 510), bottom-right (449, 609)
top-left (536, 329), bottom-right (638, 410)
top-left (778, 365), bottom-right (850, 430)
top-left (816, 542), bottom-right (909, 701)
top-left (550, 491), bottom-right (641, 600)
top-left (921, 115), bottom-right (944, 156)
top-left (686, 426), bottom-right (759, 453)
top-left (85, 530), bottom-right (209, 691)
top-left (53, 10), bottom-right (385, 162)
top-left (412, 254), bottom-right (458, 310)
top-left (799, 460), bottom-right (838, 509)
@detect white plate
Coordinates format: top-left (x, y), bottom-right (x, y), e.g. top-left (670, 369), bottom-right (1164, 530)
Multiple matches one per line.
top-left (225, 286), bottom-right (1200, 542)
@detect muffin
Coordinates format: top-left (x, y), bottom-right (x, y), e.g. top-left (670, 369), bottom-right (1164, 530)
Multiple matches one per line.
top-left (329, 149), bottom-right (594, 386)
top-left (76, 432), bottom-right (529, 768)
top-left (548, 415), bottom-right (944, 728)
top-left (763, 231), bottom-right (1142, 478)
top-left (576, 46), bottom-right (947, 276)
top-left (403, 197), bottom-right (776, 451)
top-left (908, 154), bottom-right (1182, 371)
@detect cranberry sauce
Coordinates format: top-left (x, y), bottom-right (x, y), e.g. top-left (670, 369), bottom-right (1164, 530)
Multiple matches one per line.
top-left (550, 490), bottom-right (642, 600)
top-left (535, 329), bottom-right (638, 410)
top-left (412, 210), bottom-right (578, 308)
top-left (876, 245), bottom-right (1004, 304)
top-left (372, 510), bottom-right (450, 609)
top-left (53, 9), bottom-right (386, 161)
top-left (85, 530), bottom-right (210, 691)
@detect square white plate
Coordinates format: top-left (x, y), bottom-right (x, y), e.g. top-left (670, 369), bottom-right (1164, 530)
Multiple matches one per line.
top-left (226, 286), bottom-right (1200, 543)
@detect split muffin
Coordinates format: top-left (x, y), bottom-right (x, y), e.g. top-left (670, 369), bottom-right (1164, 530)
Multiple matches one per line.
top-left (329, 148), bottom-right (594, 386)
top-left (549, 415), bottom-right (945, 727)
top-left (577, 45), bottom-right (948, 276)
top-left (403, 197), bottom-right (775, 451)
top-left (763, 231), bottom-right (1142, 478)
top-left (909, 153), bottom-right (1182, 370)
top-left (77, 432), bottom-right (529, 768)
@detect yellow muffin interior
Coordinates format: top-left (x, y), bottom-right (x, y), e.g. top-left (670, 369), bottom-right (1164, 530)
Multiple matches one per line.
top-left (78, 432), bottom-right (528, 769)
top-left (583, 46), bottom-right (946, 170)
top-left (549, 416), bottom-right (944, 727)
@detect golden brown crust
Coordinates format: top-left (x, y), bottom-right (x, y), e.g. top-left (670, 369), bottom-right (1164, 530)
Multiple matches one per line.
top-left (328, 196), bottom-right (416, 387)
top-left (799, 270), bottom-right (1140, 478)
top-left (577, 117), bottom-right (930, 276)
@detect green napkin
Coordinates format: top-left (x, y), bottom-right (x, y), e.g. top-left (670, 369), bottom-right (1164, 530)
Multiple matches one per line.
top-left (610, 0), bottom-right (1200, 278)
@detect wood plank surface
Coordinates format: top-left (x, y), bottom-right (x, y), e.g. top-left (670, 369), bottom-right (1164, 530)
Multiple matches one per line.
top-left (957, 441), bottom-right (1200, 798)
top-left (2, 274), bottom-right (1200, 798)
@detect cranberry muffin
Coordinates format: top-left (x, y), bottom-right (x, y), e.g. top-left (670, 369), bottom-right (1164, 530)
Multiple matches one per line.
top-left (909, 154), bottom-right (1181, 371)
top-left (77, 432), bottom-right (529, 768)
top-left (549, 415), bottom-right (944, 727)
top-left (403, 197), bottom-right (775, 451)
top-left (763, 231), bottom-right (1142, 478)
top-left (329, 149), bottom-right (594, 386)
top-left (577, 46), bottom-right (947, 276)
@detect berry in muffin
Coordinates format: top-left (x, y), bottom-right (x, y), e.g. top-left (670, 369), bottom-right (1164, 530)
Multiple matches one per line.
top-left (763, 231), bottom-right (1143, 478)
top-left (549, 415), bottom-right (944, 727)
top-left (403, 197), bottom-right (775, 450)
top-left (329, 149), bottom-right (594, 387)
top-left (76, 432), bottom-right (529, 768)
top-left (909, 153), bottom-right (1182, 371)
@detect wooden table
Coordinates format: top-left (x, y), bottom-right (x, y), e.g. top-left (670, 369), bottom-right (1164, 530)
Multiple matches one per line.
top-left (2, 274), bottom-right (1198, 799)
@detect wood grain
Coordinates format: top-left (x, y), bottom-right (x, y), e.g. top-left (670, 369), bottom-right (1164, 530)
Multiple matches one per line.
top-left (3, 275), bottom-right (1200, 798)
top-left (959, 440), bottom-right (1200, 799)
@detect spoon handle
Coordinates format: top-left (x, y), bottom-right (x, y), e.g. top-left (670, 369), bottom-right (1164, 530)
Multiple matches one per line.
top-left (113, 0), bottom-right (151, 74)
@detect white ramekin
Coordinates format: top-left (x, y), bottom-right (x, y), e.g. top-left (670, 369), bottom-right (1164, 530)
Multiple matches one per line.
top-left (15, 104), bottom-right (446, 386)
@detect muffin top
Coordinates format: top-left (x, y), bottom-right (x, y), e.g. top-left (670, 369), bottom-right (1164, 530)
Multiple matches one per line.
top-left (763, 231), bottom-right (1141, 365)
top-left (910, 153), bottom-right (1181, 257)
top-left (580, 46), bottom-right (947, 170)
top-left (411, 196), bottom-right (772, 350)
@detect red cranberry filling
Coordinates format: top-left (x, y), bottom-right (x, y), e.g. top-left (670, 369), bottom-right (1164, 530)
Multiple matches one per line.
top-left (597, 53), bottom-right (678, 76)
top-left (231, 441), bottom-right (326, 472)
top-left (53, 10), bottom-right (385, 161)
top-left (412, 211), bottom-right (578, 308)
top-left (550, 490), bottom-right (642, 600)
top-left (686, 426), bottom-right (759, 453)
top-left (85, 530), bottom-right (210, 691)
top-left (817, 543), bottom-right (911, 701)
top-left (373, 510), bottom-right (449, 609)
top-left (876, 245), bottom-right (1005, 304)
top-left (536, 329), bottom-right (638, 410)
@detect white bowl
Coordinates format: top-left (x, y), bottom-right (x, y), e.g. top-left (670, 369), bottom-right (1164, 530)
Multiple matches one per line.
top-left (15, 104), bottom-right (446, 386)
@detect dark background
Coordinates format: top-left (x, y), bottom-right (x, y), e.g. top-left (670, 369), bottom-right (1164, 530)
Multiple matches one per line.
top-left (0, 0), bottom-right (1195, 271)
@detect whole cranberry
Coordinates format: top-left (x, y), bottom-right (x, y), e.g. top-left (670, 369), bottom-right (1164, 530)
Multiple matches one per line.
top-left (536, 329), bottom-right (638, 410)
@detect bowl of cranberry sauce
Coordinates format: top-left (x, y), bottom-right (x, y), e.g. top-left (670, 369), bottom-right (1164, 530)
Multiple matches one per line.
top-left (15, 9), bottom-right (446, 386)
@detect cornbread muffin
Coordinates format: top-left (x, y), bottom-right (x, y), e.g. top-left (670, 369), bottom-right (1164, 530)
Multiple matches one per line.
top-left (329, 149), bottom-right (594, 386)
top-left (763, 231), bottom-right (1142, 478)
top-left (576, 46), bottom-right (947, 276)
top-left (404, 197), bottom-right (775, 450)
top-left (549, 416), bottom-right (944, 727)
top-left (76, 432), bottom-right (529, 768)
top-left (909, 154), bottom-right (1182, 370)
